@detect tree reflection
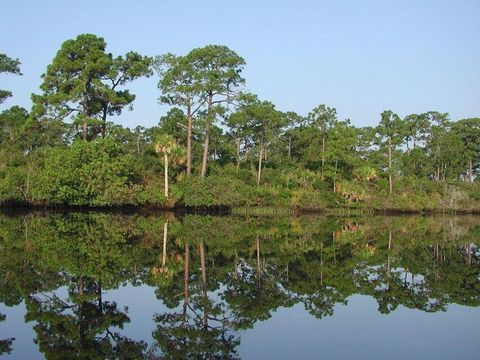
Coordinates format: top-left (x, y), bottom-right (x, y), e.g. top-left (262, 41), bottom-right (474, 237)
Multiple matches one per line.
top-left (25, 277), bottom-right (147, 359)
top-left (0, 212), bottom-right (478, 358)
top-left (0, 312), bottom-right (14, 355)
top-left (151, 242), bottom-right (244, 359)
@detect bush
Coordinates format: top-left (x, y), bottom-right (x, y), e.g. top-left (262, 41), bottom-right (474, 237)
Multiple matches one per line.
top-left (174, 175), bottom-right (248, 207)
top-left (291, 189), bottom-right (345, 210)
top-left (0, 167), bottom-right (28, 203)
top-left (30, 139), bottom-right (136, 206)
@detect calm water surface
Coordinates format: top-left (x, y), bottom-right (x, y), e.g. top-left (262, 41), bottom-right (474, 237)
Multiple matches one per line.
top-left (0, 212), bottom-right (479, 359)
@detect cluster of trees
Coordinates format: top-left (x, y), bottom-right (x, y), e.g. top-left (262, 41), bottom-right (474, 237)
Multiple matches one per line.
top-left (0, 212), bottom-right (479, 357)
top-left (1, 33), bottom-right (479, 209)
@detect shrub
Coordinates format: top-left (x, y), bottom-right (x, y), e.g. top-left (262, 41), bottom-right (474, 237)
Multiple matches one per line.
top-left (291, 189), bottom-right (345, 210)
top-left (30, 139), bottom-right (136, 206)
top-left (174, 175), bottom-right (248, 207)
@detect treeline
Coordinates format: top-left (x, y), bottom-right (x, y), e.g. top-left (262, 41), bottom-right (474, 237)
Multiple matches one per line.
top-left (1, 33), bottom-right (479, 210)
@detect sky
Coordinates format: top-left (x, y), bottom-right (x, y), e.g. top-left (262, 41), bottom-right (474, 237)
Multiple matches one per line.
top-left (1, 0), bottom-right (479, 129)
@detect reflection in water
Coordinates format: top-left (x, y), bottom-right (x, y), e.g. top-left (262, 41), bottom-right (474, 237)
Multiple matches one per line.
top-left (0, 313), bottom-right (14, 355)
top-left (0, 212), bottom-right (479, 358)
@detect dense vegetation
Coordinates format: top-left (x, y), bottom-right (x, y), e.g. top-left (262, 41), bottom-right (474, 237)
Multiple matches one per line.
top-left (0, 212), bottom-right (479, 357)
top-left (1, 34), bottom-right (480, 211)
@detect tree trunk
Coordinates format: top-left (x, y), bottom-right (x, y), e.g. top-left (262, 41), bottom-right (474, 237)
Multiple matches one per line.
top-left (82, 122), bottom-right (88, 141)
top-left (288, 136), bottom-right (291, 158)
top-left (186, 105), bottom-right (193, 176)
top-left (333, 159), bottom-right (338, 192)
top-left (200, 125), bottom-right (209, 177)
top-left (183, 244), bottom-right (189, 315)
top-left (200, 94), bottom-right (213, 178)
top-left (257, 138), bottom-right (263, 186)
top-left (321, 136), bottom-right (325, 180)
top-left (388, 227), bottom-right (392, 250)
top-left (162, 221), bottom-right (168, 267)
top-left (82, 82), bottom-right (89, 141)
top-left (469, 159), bottom-right (473, 182)
top-left (97, 280), bottom-right (103, 314)
top-left (79, 276), bottom-right (84, 297)
top-left (101, 106), bottom-right (107, 139)
top-left (236, 137), bottom-right (241, 171)
top-left (164, 153), bottom-right (169, 198)
top-left (199, 242), bottom-right (208, 329)
top-left (233, 253), bottom-right (238, 280)
top-left (388, 138), bottom-right (393, 197)
top-left (256, 236), bottom-right (260, 274)
top-left (200, 242), bottom-right (207, 294)
top-left (320, 243), bottom-right (323, 286)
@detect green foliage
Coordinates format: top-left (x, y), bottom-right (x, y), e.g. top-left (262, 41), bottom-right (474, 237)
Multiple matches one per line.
top-left (31, 34), bottom-right (152, 140)
top-left (2, 212), bottom-right (480, 357)
top-left (291, 189), bottom-right (344, 210)
top-left (132, 178), bottom-right (169, 207)
top-left (31, 139), bottom-right (136, 206)
top-left (174, 175), bottom-right (248, 207)
top-left (0, 166), bottom-right (29, 203)
top-left (1, 34), bottom-right (480, 212)
top-left (0, 53), bottom-right (22, 104)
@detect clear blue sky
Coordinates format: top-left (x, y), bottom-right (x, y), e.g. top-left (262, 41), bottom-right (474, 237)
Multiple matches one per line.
top-left (1, 0), bottom-right (479, 128)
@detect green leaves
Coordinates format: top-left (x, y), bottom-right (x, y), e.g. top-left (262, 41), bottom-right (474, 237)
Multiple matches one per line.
top-left (32, 34), bottom-right (152, 140)
top-left (307, 104), bottom-right (337, 132)
top-left (31, 139), bottom-right (136, 206)
top-left (0, 53), bottom-right (22, 104)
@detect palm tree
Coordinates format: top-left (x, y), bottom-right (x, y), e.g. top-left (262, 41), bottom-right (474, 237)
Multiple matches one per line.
top-left (154, 134), bottom-right (177, 198)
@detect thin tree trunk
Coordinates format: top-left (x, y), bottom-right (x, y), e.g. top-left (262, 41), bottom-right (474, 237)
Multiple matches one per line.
top-left (257, 138), bottom-right (263, 186)
top-left (97, 280), bottom-right (103, 313)
top-left (82, 83), bottom-right (89, 141)
top-left (321, 136), bottom-right (325, 180)
top-left (199, 242), bottom-right (208, 329)
top-left (79, 276), bottom-right (84, 297)
top-left (388, 227), bottom-right (392, 250)
top-left (200, 94), bottom-right (213, 178)
top-left (233, 253), bottom-right (238, 280)
top-left (101, 106), bottom-right (107, 139)
top-left (320, 242), bottom-right (323, 286)
top-left (256, 236), bottom-right (260, 274)
top-left (186, 105), bottom-right (193, 176)
top-left (201, 125), bottom-right (209, 177)
top-left (82, 123), bottom-right (88, 141)
top-left (288, 136), bottom-right (291, 157)
top-left (164, 153), bottom-right (169, 198)
top-left (469, 159), bottom-right (473, 182)
top-left (183, 245), bottom-right (189, 315)
top-left (333, 159), bottom-right (338, 192)
top-left (332, 231), bottom-right (336, 264)
top-left (162, 221), bottom-right (168, 267)
top-left (200, 242), bottom-right (207, 294)
top-left (388, 138), bottom-right (393, 197)
top-left (236, 137), bottom-right (241, 171)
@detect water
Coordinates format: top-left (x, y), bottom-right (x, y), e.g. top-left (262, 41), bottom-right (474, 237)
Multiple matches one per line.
top-left (0, 212), bottom-right (479, 359)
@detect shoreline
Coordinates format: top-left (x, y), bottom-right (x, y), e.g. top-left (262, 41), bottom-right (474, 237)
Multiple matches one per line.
top-left (1, 201), bottom-right (479, 216)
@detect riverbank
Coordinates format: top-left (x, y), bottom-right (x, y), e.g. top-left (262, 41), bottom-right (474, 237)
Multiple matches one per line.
top-left (2, 167), bottom-right (480, 214)
top-left (2, 193), bottom-right (480, 215)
